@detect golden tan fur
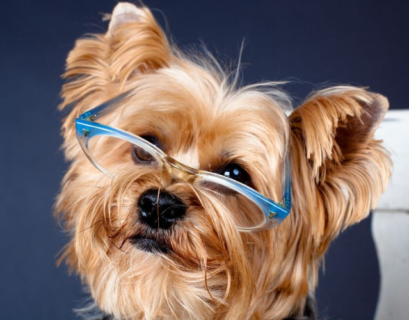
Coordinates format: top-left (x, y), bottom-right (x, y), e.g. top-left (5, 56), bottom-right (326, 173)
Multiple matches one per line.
top-left (55, 3), bottom-right (392, 320)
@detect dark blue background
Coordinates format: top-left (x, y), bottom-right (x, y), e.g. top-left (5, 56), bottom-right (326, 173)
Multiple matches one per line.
top-left (1, 1), bottom-right (407, 319)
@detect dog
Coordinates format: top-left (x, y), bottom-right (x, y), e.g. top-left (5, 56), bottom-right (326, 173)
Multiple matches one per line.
top-left (55, 3), bottom-right (392, 320)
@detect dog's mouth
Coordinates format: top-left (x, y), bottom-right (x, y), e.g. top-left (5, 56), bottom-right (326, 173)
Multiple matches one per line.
top-left (129, 235), bottom-right (170, 254)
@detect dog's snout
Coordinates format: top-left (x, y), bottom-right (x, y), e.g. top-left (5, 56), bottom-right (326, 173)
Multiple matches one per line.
top-left (138, 189), bottom-right (186, 229)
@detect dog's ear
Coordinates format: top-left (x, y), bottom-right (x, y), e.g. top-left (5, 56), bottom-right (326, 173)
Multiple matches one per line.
top-left (290, 86), bottom-right (391, 250)
top-left (61, 2), bottom-right (170, 104)
top-left (106, 3), bottom-right (171, 82)
top-left (59, 2), bottom-right (170, 143)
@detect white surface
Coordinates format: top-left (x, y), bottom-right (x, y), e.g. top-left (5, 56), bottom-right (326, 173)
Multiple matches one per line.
top-left (373, 110), bottom-right (409, 320)
top-left (373, 211), bottom-right (409, 320)
top-left (375, 110), bottom-right (409, 210)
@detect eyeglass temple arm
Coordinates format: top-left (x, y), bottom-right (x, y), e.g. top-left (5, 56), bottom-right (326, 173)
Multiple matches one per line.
top-left (280, 155), bottom-right (292, 210)
top-left (78, 91), bottom-right (131, 121)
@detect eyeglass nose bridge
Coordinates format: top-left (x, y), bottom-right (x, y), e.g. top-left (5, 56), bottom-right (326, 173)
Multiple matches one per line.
top-left (163, 156), bottom-right (199, 183)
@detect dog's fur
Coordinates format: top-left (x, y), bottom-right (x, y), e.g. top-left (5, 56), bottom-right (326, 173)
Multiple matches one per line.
top-left (55, 3), bottom-right (392, 320)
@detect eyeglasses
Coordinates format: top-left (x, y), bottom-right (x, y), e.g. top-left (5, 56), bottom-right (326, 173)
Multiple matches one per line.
top-left (75, 92), bottom-right (292, 232)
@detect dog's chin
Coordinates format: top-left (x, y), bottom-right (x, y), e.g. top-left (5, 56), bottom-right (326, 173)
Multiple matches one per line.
top-left (130, 235), bottom-right (170, 254)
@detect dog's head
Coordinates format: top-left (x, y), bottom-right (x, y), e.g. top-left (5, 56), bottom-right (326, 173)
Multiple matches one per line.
top-left (56, 3), bottom-right (391, 320)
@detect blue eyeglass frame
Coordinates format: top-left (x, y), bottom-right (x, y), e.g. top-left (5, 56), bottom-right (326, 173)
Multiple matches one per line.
top-left (74, 92), bottom-right (292, 232)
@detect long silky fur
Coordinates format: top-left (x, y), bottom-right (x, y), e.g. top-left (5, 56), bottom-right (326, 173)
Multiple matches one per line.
top-left (55, 3), bottom-right (391, 320)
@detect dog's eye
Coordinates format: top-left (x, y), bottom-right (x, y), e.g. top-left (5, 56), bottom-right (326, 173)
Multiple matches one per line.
top-left (222, 163), bottom-right (250, 185)
top-left (132, 135), bottom-right (160, 164)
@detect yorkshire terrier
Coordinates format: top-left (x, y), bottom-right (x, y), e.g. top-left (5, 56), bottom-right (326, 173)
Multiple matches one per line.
top-left (56, 3), bottom-right (392, 320)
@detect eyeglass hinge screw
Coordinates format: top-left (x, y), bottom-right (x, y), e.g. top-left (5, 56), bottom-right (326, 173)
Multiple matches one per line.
top-left (84, 115), bottom-right (96, 121)
top-left (82, 129), bottom-right (89, 137)
top-left (269, 211), bottom-right (276, 219)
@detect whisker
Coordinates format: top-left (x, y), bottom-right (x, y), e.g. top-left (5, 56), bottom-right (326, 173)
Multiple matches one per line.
top-left (156, 188), bottom-right (161, 232)
top-left (92, 221), bottom-right (105, 242)
top-left (108, 238), bottom-right (127, 253)
top-left (76, 220), bottom-right (103, 234)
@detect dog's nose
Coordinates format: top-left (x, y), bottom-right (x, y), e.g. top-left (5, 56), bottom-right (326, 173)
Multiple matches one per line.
top-left (137, 189), bottom-right (186, 229)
